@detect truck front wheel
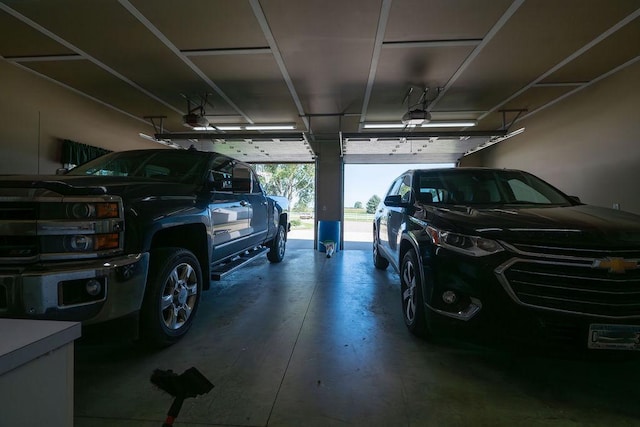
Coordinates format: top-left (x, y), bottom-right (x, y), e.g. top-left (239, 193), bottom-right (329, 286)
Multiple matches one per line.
top-left (267, 223), bottom-right (286, 263)
top-left (141, 247), bottom-right (203, 346)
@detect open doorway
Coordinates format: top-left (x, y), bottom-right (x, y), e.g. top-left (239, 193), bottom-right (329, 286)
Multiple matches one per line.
top-left (254, 163), bottom-right (316, 248)
top-left (343, 163), bottom-right (454, 249)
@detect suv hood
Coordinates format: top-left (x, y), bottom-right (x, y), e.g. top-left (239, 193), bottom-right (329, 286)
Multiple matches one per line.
top-left (426, 204), bottom-right (640, 247)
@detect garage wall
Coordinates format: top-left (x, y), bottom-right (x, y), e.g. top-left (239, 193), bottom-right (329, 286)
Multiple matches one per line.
top-left (460, 60), bottom-right (640, 215)
top-left (0, 61), bottom-right (161, 175)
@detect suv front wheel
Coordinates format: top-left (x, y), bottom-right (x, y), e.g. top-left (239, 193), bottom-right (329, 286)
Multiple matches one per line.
top-left (400, 249), bottom-right (430, 338)
top-left (373, 227), bottom-right (389, 270)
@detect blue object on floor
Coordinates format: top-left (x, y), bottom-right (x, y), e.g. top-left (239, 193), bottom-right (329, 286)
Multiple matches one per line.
top-left (317, 220), bottom-right (340, 253)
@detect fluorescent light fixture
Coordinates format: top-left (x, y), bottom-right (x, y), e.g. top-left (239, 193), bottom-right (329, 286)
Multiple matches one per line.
top-left (192, 126), bottom-right (216, 131)
top-left (204, 124), bottom-right (296, 131)
top-left (421, 120), bottom-right (477, 128)
top-left (363, 123), bottom-right (409, 129)
top-left (363, 120), bottom-right (477, 129)
top-left (245, 125), bottom-right (296, 131)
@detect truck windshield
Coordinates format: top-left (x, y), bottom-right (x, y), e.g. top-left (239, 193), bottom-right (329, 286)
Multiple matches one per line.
top-left (68, 150), bottom-right (212, 184)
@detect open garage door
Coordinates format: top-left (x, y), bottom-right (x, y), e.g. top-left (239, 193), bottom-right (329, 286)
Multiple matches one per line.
top-left (343, 163), bottom-right (454, 249)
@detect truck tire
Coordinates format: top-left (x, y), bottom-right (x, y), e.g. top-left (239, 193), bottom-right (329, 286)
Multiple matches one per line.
top-left (267, 223), bottom-right (287, 263)
top-left (140, 247), bottom-right (203, 346)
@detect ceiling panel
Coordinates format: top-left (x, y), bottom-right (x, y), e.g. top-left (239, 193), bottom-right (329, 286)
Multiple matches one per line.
top-left (1, 0), bottom-right (639, 163)
top-left (541, 16), bottom-right (640, 84)
top-left (130, 0), bottom-right (268, 50)
top-left (366, 45), bottom-right (478, 121)
top-left (261, 0), bottom-right (381, 116)
top-left (385, 0), bottom-right (514, 41)
top-left (436, 0), bottom-right (640, 111)
top-left (191, 54), bottom-right (302, 125)
top-left (0, 11), bottom-right (73, 57)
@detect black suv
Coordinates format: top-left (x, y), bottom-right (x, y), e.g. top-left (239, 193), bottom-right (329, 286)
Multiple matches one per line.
top-left (373, 167), bottom-right (640, 351)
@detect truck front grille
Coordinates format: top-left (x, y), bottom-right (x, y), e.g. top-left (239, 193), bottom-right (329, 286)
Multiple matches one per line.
top-left (0, 236), bottom-right (38, 257)
top-left (497, 256), bottom-right (640, 318)
top-left (0, 203), bottom-right (37, 220)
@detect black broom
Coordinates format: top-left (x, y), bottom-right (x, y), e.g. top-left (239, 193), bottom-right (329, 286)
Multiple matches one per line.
top-left (150, 367), bottom-right (214, 426)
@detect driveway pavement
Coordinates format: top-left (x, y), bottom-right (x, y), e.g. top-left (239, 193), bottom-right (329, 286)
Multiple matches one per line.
top-left (288, 220), bottom-right (371, 250)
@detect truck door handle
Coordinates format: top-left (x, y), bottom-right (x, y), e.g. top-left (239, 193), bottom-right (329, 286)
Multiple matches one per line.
top-left (240, 200), bottom-right (249, 206)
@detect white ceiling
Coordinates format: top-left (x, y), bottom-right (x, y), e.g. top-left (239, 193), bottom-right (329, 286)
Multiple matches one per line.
top-left (1, 0), bottom-right (639, 162)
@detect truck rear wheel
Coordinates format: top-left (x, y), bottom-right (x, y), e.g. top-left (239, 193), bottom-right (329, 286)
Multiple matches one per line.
top-left (267, 223), bottom-right (286, 263)
top-left (141, 247), bottom-right (203, 346)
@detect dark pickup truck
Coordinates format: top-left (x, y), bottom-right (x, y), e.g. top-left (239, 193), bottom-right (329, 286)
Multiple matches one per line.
top-left (0, 148), bottom-right (289, 345)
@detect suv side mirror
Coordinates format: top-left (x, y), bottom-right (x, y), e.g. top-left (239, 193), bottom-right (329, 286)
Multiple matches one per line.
top-left (384, 194), bottom-right (410, 207)
top-left (568, 195), bottom-right (582, 204)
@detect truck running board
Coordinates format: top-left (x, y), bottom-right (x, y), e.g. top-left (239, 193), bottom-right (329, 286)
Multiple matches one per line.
top-left (210, 247), bottom-right (268, 280)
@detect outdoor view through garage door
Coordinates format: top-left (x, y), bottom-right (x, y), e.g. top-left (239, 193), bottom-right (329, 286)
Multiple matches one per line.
top-left (273, 163), bottom-right (455, 248)
top-left (343, 163), bottom-right (455, 247)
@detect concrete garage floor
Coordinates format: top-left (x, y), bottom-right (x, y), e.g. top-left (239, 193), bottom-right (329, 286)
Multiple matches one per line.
top-left (74, 242), bottom-right (640, 427)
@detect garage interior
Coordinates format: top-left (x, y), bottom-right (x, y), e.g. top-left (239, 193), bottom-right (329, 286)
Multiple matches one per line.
top-left (1, 0), bottom-right (640, 426)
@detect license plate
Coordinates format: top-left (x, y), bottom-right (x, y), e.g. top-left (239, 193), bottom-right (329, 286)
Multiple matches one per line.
top-left (588, 324), bottom-right (640, 350)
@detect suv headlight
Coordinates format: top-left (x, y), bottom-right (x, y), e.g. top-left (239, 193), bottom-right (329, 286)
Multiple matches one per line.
top-left (426, 225), bottom-right (503, 257)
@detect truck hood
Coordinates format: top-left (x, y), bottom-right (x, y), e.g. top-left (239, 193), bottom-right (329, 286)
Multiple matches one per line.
top-left (425, 204), bottom-right (640, 247)
top-left (0, 174), bottom-right (198, 199)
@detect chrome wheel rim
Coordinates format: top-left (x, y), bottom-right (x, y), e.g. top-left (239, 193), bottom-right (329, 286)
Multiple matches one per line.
top-left (160, 262), bottom-right (198, 330)
top-left (276, 227), bottom-right (286, 257)
top-left (402, 258), bottom-right (417, 323)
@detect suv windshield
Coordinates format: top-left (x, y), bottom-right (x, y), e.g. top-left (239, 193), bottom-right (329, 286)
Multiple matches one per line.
top-left (68, 150), bottom-right (213, 184)
top-left (415, 169), bottom-right (573, 206)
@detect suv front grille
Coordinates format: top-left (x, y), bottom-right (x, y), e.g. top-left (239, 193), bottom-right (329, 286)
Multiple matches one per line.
top-left (497, 257), bottom-right (640, 318)
top-left (509, 242), bottom-right (640, 260)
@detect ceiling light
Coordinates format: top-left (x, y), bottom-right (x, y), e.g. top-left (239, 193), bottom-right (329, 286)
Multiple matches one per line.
top-left (363, 123), bottom-right (409, 129)
top-left (363, 120), bottom-right (477, 129)
top-left (421, 120), bottom-right (477, 128)
top-left (245, 125), bottom-right (296, 131)
top-left (206, 124), bottom-right (296, 131)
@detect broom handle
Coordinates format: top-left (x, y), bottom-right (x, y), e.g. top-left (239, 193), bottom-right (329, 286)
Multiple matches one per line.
top-left (162, 396), bottom-right (185, 426)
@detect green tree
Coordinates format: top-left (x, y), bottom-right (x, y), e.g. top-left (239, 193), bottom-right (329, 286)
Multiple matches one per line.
top-left (254, 164), bottom-right (315, 209)
top-left (354, 201), bottom-right (363, 209)
top-left (366, 195), bottom-right (381, 214)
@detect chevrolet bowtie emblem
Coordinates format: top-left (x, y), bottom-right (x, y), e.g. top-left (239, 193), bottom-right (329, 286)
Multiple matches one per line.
top-left (592, 257), bottom-right (638, 274)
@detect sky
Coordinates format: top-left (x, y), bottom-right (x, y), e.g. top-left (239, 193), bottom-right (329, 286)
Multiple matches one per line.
top-left (344, 163), bottom-right (454, 208)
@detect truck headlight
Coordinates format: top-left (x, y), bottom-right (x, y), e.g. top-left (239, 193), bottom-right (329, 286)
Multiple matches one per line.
top-left (67, 202), bottom-right (119, 219)
top-left (426, 225), bottom-right (503, 257)
top-left (64, 234), bottom-right (93, 251)
top-left (42, 233), bottom-right (120, 253)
